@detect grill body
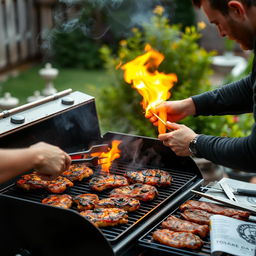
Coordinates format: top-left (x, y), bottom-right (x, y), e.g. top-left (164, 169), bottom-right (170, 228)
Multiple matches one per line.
top-left (0, 91), bottom-right (204, 256)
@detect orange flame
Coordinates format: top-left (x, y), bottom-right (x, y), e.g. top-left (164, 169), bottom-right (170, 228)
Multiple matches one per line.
top-left (121, 44), bottom-right (177, 134)
top-left (92, 140), bottom-right (122, 173)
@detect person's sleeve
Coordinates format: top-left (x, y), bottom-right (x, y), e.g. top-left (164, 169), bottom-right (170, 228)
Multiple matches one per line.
top-left (191, 75), bottom-right (253, 115)
top-left (195, 124), bottom-right (256, 172)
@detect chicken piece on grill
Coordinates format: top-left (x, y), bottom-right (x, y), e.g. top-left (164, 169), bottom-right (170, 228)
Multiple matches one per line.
top-left (73, 194), bottom-right (99, 211)
top-left (46, 176), bottom-right (74, 193)
top-left (179, 200), bottom-right (250, 220)
top-left (181, 209), bottom-right (213, 225)
top-left (94, 197), bottom-right (140, 212)
top-left (89, 174), bottom-right (129, 192)
top-left (161, 215), bottom-right (209, 238)
top-left (110, 183), bottom-right (158, 202)
top-left (16, 172), bottom-right (48, 190)
top-left (152, 229), bottom-right (203, 249)
top-left (17, 172), bottom-right (73, 193)
top-left (61, 163), bottom-right (93, 182)
top-left (125, 169), bottom-right (172, 187)
top-left (42, 194), bottom-right (73, 209)
top-left (80, 208), bottom-right (128, 227)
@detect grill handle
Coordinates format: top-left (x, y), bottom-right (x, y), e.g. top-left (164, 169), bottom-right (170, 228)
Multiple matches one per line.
top-left (0, 89), bottom-right (73, 118)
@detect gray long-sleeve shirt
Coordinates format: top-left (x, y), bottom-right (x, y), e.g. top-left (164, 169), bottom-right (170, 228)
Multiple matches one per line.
top-left (191, 55), bottom-right (256, 172)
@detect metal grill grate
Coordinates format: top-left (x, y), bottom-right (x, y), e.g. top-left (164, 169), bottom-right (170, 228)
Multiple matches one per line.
top-left (138, 195), bottom-right (211, 256)
top-left (0, 161), bottom-right (197, 244)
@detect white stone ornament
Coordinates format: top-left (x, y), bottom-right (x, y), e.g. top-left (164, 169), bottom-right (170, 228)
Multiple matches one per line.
top-left (0, 92), bottom-right (19, 110)
top-left (39, 63), bottom-right (58, 96)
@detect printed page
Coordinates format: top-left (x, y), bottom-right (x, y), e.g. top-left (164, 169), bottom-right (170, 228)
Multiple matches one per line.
top-left (210, 215), bottom-right (256, 256)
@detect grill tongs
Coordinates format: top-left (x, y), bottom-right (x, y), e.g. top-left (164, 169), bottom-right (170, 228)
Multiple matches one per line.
top-left (69, 144), bottom-right (109, 166)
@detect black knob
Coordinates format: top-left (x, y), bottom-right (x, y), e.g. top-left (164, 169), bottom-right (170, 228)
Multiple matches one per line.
top-left (61, 97), bottom-right (74, 105)
top-left (11, 115), bottom-right (25, 124)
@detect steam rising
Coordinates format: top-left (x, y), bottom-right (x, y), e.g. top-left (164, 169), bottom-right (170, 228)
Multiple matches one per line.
top-left (42, 0), bottom-right (162, 55)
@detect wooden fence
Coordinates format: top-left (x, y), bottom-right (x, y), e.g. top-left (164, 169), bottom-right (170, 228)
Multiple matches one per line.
top-left (0, 0), bottom-right (58, 72)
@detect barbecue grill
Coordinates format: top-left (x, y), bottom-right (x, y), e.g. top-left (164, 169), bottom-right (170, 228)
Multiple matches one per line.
top-left (0, 90), bottom-right (204, 256)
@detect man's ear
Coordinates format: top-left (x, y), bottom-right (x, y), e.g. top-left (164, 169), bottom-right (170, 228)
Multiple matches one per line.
top-left (228, 1), bottom-right (246, 20)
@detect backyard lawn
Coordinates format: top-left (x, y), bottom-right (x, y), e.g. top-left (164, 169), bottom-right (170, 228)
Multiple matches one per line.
top-left (0, 64), bottom-right (113, 105)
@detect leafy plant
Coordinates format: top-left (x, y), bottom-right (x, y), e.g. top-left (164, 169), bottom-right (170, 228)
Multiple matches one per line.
top-left (98, 6), bottom-right (216, 136)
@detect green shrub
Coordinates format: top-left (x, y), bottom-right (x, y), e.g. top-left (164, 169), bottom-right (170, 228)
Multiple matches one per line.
top-left (98, 7), bottom-right (217, 136)
top-left (50, 28), bottom-right (103, 69)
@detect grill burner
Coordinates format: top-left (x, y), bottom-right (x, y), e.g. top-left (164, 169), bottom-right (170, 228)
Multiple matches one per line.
top-left (1, 161), bottom-right (197, 243)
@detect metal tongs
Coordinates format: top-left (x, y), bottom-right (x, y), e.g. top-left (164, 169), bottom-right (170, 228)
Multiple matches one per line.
top-left (69, 144), bottom-right (109, 165)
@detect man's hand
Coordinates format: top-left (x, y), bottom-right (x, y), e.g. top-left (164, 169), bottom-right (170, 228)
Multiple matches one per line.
top-left (145, 98), bottom-right (196, 127)
top-left (29, 142), bottom-right (71, 180)
top-left (158, 122), bottom-right (198, 156)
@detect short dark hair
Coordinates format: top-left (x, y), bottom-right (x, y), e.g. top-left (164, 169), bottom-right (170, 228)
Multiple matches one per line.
top-left (192, 0), bottom-right (256, 14)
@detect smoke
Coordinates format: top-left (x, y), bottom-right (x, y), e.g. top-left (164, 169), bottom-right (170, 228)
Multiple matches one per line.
top-left (51, 0), bottom-right (161, 38)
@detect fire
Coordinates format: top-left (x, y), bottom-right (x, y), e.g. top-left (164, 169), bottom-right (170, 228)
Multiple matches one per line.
top-left (121, 44), bottom-right (177, 134)
top-left (92, 140), bottom-right (122, 173)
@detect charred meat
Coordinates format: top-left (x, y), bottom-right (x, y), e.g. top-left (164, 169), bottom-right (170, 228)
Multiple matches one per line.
top-left (179, 200), bottom-right (250, 220)
top-left (61, 163), bottom-right (93, 182)
top-left (181, 209), bottom-right (213, 225)
top-left (152, 229), bottom-right (203, 249)
top-left (126, 169), bottom-right (172, 187)
top-left (110, 183), bottom-right (158, 202)
top-left (16, 172), bottom-right (73, 193)
top-left (94, 197), bottom-right (140, 212)
top-left (46, 176), bottom-right (74, 193)
top-left (161, 215), bottom-right (209, 238)
top-left (42, 194), bottom-right (73, 209)
top-left (73, 193), bottom-right (99, 211)
top-left (89, 174), bottom-right (129, 192)
top-left (80, 208), bottom-right (128, 227)
top-left (16, 172), bottom-right (48, 190)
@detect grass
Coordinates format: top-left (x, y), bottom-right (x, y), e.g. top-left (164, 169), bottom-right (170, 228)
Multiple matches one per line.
top-left (0, 64), bottom-right (113, 105)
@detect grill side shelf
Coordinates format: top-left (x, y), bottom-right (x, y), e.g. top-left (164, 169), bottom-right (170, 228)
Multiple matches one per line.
top-left (138, 192), bottom-right (211, 256)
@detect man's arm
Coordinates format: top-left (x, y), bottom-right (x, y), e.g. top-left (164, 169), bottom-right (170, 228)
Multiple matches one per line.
top-left (195, 125), bottom-right (256, 172)
top-left (192, 75), bottom-right (253, 116)
top-left (0, 142), bottom-right (71, 183)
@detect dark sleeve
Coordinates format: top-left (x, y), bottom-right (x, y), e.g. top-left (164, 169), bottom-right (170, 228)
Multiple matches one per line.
top-left (191, 75), bottom-right (253, 115)
top-left (196, 123), bottom-right (256, 172)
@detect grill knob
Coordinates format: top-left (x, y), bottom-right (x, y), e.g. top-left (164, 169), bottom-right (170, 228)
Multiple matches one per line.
top-left (10, 115), bottom-right (25, 124)
top-left (61, 97), bottom-right (74, 105)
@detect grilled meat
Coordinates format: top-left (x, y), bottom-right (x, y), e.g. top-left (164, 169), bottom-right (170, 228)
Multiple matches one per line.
top-left (179, 200), bottom-right (250, 220)
top-left (94, 197), bottom-right (140, 212)
top-left (73, 194), bottom-right (99, 211)
top-left (16, 172), bottom-right (73, 193)
top-left (89, 174), bottom-right (129, 192)
top-left (110, 183), bottom-right (158, 202)
top-left (80, 208), bottom-right (128, 227)
top-left (46, 176), bottom-right (74, 193)
top-left (152, 229), bottom-right (203, 249)
top-left (62, 163), bottom-right (93, 182)
top-left (126, 169), bottom-right (172, 187)
top-left (42, 194), bottom-right (73, 209)
top-left (17, 172), bottom-right (48, 190)
top-left (181, 209), bottom-right (213, 225)
top-left (161, 215), bottom-right (209, 238)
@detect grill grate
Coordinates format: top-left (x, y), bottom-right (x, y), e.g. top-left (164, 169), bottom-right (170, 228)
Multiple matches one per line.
top-left (138, 194), bottom-right (211, 256)
top-left (0, 161), bottom-right (197, 244)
